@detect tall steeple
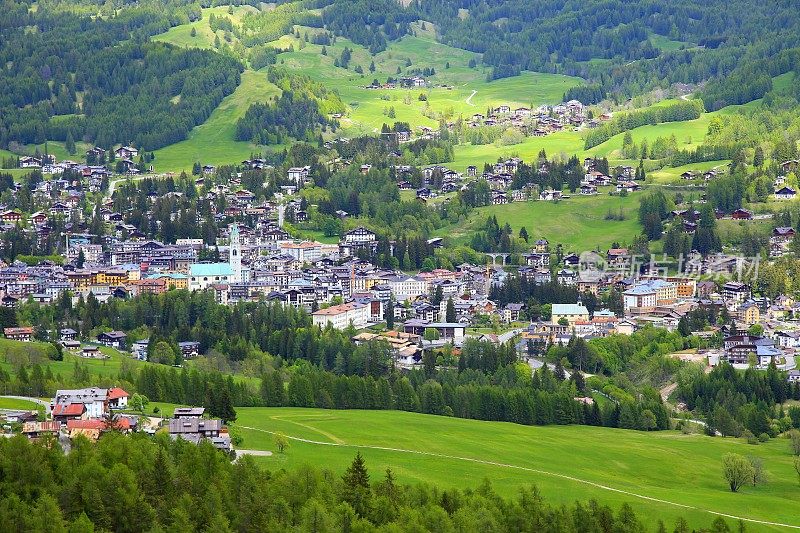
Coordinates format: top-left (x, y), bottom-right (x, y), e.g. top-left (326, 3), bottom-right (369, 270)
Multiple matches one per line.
top-left (229, 223), bottom-right (242, 283)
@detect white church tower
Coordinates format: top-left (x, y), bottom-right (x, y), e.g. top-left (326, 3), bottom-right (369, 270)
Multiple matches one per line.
top-left (229, 223), bottom-right (242, 283)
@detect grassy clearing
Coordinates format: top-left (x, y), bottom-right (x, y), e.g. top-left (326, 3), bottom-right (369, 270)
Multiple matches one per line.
top-left (153, 5), bottom-right (261, 50)
top-left (232, 407), bottom-right (799, 532)
top-left (648, 160), bottom-right (730, 185)
top-left (435, 191), bottom-right (642, 252)
top-left (0, 397), bottom-right (41, 410)
top-left (152, 70), bottom-right (282, 173)
top-left (648, 33), bottom-right (692, 52)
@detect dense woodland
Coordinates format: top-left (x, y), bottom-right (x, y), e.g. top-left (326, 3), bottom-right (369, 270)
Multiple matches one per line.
top-left (0, 0), bottom-right (241, 150)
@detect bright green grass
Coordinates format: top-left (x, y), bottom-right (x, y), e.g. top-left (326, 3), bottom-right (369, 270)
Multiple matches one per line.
top-left (648, 33), bottom-right (692, 52)
top-left (231, 407), bottom-right (799, 532)
top-left (0, 338), bottom-right (131, 381)
top-left (153, 5), bottom-right (261, 50)
top-left (21, 140), bottom-right (91, 162)
top-left (0, 397), bottom-right (41, 410)
top-left (0, 338), bottom-right (260, 388)
top-left (772, 72), bottom-right (794, 94)
top-left (435, 190), bottom-right (642, 252)
top-left (152, 70), bottom-right (282, 173)
top-left (270, 31), bottom-right (582, 138)
top-left (648, 161), bottom-right (730, 185)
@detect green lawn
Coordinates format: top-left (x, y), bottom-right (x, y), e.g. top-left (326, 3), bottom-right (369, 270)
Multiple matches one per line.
top-left (436, 191), bottom-right (642, 252)
top-left (231, 407), bottom-right (800, 532)
top-left (0, 397), bottom-right (41, 410)
top-left (152, 69), bottom-right (282, 173)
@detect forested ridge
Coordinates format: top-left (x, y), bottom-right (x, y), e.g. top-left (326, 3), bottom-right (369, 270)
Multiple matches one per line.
top-left (0, 0), bottom-right (241, 150)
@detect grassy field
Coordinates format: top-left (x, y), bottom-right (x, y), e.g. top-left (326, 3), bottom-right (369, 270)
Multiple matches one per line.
top-left (0, 337), bottom-right (135, 382)
top-left (152, 5), bottom-right (260, 50)
top-left (0, 397), bottom-right (41, 410)
top-left (648, 160), bottom-right (730, 185)
top-left (435, 191), bottom-right (642, 252)
top-left (0, 337), bottom-right (260, 388)
top-left (152, 69), bottom-right (282, 173)
top-left (231, 407), bottom-right (800, 532)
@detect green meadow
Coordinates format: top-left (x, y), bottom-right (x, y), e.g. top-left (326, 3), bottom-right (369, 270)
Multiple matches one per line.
top-left (231, 407), bottom-right (800, 532)
top-left (435, 191), bottom-right (643, 252)
top-left (152, 69), bottom-right (282, 173)
top-left (0, 397), bottom-right (41, 410)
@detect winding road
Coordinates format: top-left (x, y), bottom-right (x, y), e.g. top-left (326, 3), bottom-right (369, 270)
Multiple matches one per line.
top-left (237, 424), bottom-right (800, 530)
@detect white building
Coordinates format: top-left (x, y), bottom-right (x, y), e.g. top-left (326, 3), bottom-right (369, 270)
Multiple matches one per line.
top-left (312, 302), bottom-right (370, 330)
top-left (280, 241), bottom-right (322, 263)
top-left (385, 274), bottom-right (429, 301)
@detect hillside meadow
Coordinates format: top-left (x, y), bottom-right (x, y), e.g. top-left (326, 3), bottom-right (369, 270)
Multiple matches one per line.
top-left (434, 191), bottom-right (643, 252)
top-left (231, 407), bottom-right (800, 532)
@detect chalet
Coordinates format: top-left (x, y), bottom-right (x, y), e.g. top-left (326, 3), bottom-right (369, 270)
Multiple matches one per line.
top-left (680, 171), bottom-right (696, 180)
top-left (202, 165), bottom-right (216, 175)
top-left (416, 187), bottom-right (432, 200)
top-left (580, 184), bottom-right (597, 195)
top-left (491, 192), bottom-right (508, 205)
top-left (606, 248), bottom-right (630, 268)
top-left (0, 210), bottom-right (23, 223)
top-left (60, 328), bottom-right (77, 341)
top-left (616, 181), bottom-right (640, 193)
top-left (4, 326), bottom-right (34, 342)
top-left (19, 156), bottom-right (42, 168)
top-left (97, 330), bottom-right (127, 349)
top-left (722, 281), bottom-right (751, 306)
top-left (731, 208), bottom-right (754, 220)
top-left (557, 269), bottom-right (578, 286)
top-left (539, 189), bottom-right (562, 201)
top-left (771, 226), bottom-right (796, 244)
top-left (114, 146), bottom-right (138, 159)
top-left (168, 418), bottom-right (229, 450)
top-left (775, 186), bottom-right (797, 200)
top-left (174, 407), bottom-right (205, 419)
top-left (178, 341), bottom-right (200, 358)
top-left (287, 166), bottom-right (310, 183)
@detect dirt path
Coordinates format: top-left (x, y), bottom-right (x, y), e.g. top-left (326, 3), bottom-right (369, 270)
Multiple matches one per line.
top-left (659, 382), bottom-right (678, 402)
top-left (238, 424), bottom-right (800, 530)
top-left (465, 89), bottom-right (477, 106)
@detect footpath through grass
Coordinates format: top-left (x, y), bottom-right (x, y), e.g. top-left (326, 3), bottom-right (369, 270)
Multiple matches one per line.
top-left (232, 407), bottom-right (800, 532)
